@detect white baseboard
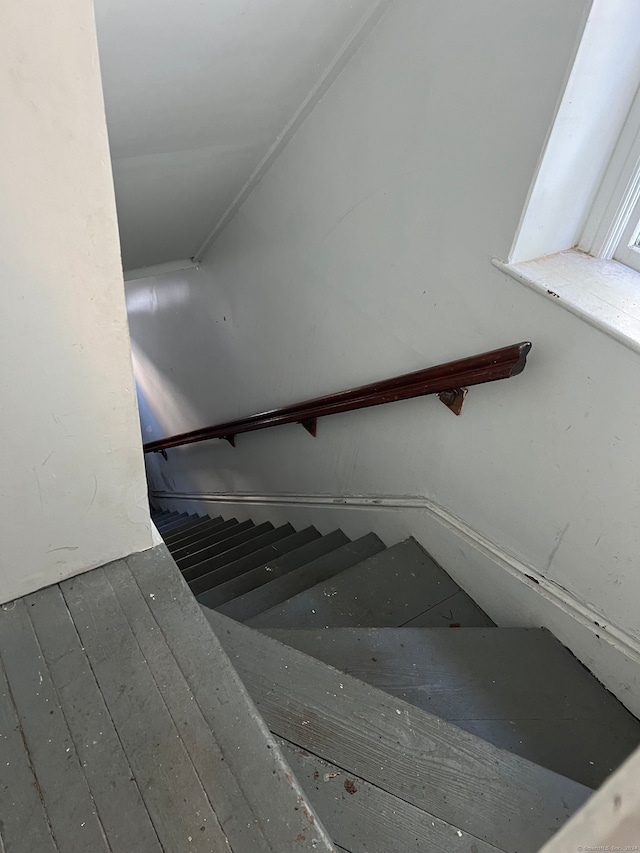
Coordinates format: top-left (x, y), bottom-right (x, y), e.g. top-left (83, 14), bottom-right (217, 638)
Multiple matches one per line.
top-left (153, 488), bottom-right (640, 716)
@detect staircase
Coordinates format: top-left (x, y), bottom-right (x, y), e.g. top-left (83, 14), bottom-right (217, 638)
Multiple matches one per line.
top-left (152, 507), bottom-right (640, 853)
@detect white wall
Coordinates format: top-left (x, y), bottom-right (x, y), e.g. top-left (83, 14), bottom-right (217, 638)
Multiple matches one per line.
top-left (128, 0), bottom-right (640, 713)
top-left (0, 0), bottom-right (154, 602)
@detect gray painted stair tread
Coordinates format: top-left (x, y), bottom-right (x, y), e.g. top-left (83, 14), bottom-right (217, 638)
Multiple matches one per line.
top-left (127, 545), bottom-right (336, 853)
top-left (278, 737), bottom-right (502, 853)
top-left (261, 627), bottom-right (640, 788)
top-left (0, 599), bottom-right (111, 852)
top-left (199, 529), bottom-right (349, 610)
top-left (155, 515), bottom-right (185, 532)
top-left (152, 510), bottom-right (175, 522)
top-left (106, 559), bottom-right (269, 853)
top-left (171, 518), bottom-right (246, 558)
top-left (177, 520), bottom-right (264, 569)
top-left (61, 566), bottom-right (232, 853)
top-left (156, 515), bottom-right (198, 534)
top-left (460, 718), bottom-right (636, 790)
top-left (162, 517), bottom-right (203, 537)
top-left (26, 584), bottom-right (163, 852)
top-left (207, 610), bottom-right (591, 853)
top-left (0, 659), bottom-right (58, 853)
top-left (154, 509), bottom-right (177, 519)
top-left (231, 534), bottom-right (385, 624)
top-left (196, 527), bottom-right (321, 608)
top-left (401, 588), bottom-right (495, 627)
top-left (164, 515), bottom-right (225, 546)
top-left (249, 538), bottom-right (458, 629)
top-left (189, 525), bottom-right (297, 595)
top-left (162, 515), bottom-right (214, 544)
top-left (156, 511), bottom-right (193, 530)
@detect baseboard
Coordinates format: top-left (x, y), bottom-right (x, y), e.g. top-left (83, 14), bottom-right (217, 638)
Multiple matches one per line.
top-left (152, 488), bottom-right (640, 716)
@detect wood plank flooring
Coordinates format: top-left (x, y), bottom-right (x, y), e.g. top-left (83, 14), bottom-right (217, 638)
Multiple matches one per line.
top-left (0, 546), bottom-right (334, 853)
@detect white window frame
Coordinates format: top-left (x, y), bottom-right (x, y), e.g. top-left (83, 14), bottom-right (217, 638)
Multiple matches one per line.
top-left (579, 83), bottom-right (640, 273)
top-left (495, 2), bottom-right (640, 356)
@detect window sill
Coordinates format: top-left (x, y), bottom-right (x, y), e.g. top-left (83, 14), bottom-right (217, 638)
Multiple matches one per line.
top-left (492, 249), bottom-right (640, 356)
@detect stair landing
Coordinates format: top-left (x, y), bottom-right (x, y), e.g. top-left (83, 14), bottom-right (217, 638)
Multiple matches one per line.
top-left (0, 545), bottom-right (334, 853)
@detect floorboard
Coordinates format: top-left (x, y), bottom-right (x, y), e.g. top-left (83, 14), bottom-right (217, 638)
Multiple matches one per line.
top-left (0, 545), bottom-right (335, 853)
top-left (61, 566), bottom-right (231, 853)
top-left (127, 546), bottom-right (336, 853)
top-left (106, 560), bottom-right (269, 853)
top-left (0, 599), bottom-right (110, 853)
top-left (0, 659), bottom-right (58, 853)
top-left (26, 584), bottom-right (162, 852)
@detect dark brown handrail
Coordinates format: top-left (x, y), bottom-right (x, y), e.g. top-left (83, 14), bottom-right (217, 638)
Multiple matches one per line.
top-left (144, 341), bottom-right (531, 454)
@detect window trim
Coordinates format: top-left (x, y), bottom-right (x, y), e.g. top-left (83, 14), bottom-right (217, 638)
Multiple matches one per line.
top-left (579, 83), bottom-right (640, 268)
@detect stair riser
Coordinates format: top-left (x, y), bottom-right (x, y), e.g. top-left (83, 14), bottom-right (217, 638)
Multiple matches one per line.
top-left (198, 531), bottom-right (349, 610)
top-left (173, 521), bottom-right (259, 567)
top-left (244, 534), bottom-right (385, 626)
top-left (189, 526), bottom-right (296, 595)
top-left (162, 517), bottom-right (217, 545)
top-left (195, 528), bottom-right (322, 609)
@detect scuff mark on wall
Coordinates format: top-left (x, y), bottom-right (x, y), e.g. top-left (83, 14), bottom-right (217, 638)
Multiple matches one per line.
top-left (547, 522), bottom-right (570, 569)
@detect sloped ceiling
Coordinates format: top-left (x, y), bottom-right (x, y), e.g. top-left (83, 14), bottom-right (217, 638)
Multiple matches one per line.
top-left (95, 0), bottom-right (379, 272)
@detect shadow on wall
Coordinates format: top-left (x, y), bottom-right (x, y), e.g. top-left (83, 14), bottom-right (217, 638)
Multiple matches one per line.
top-left (125, 272), bottom-right (247, 430)
top-left (125, 270), bottom-right (294, 502)
top-left (131, 342), bottom-right (245, 501)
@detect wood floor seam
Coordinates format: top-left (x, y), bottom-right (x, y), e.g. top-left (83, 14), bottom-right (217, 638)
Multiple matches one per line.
top-left (97, 569), bottom-right (233, 852)
top-left (0, 652), bottom-right (61, 853)
top-left (22, 595), bottom-right (114, 853)
top-left (46, 583), bottom-right (164, 853)
top-left (103, 565), bottom-right (244, 852)
top-left (60, 566), bottom-right (231, 853)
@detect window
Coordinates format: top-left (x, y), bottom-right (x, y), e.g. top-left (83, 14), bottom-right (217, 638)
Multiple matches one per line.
top-left (495, 2), bottom-right (640, 355)
top-left (580, 84), bottom-right (640, 275)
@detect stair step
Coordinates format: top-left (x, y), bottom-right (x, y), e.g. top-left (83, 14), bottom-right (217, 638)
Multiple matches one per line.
top-left (402, 588), bottom-right (495, 627)
top-left (155, 511), bottom-right (189, 529)
top-left (262, 627), bottom-right (640, 788)
top-left (163, 515), bottom-right (221, 546)
top-left (156, 513), bottom-right (197, 533)
top-left (152, 510), bottom-right (175, 523)
top-left (189, 525), bottom-right (297, 596)
top-left (175, 521), bottom-right (260, 569)
top-left (224, 534), bottom-right (385, 624)
top-left (181, 522), bottom-right (277, 580)
top-left (196, 528), bottom-right (322, 609)
top-left (125, 547), bottom-right (335, 853)
top-left (171, 519), bottom-right (250, 563)
top-left (165, 518), bottom-right (228, 553)
top-left (248, 538), bottom-right (464, 629)
top-left (206, 610), bottom-right (591, 853)
top-left (199, 530), bottom-right (350, 610)
top-left (278, 737), bottom-right (502, 853)
top-left (158, 515), bottom-right (197, 533)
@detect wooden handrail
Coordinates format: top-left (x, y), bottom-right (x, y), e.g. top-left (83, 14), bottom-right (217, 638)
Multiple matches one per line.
top-left (144, 341), bottom-right (531, 453)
